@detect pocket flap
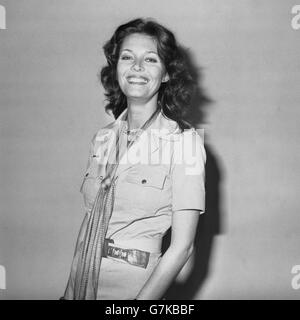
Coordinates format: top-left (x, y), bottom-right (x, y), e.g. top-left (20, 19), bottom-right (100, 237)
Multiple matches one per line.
top-left (125, 167), bottom-right (167, 190)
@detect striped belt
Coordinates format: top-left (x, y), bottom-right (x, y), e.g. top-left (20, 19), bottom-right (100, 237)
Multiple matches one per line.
top-left (102, 238), bottom-right (150, 269)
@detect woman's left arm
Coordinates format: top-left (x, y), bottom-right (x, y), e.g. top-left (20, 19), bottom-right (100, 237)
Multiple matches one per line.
top-left (135, 209), bottom-right (200, 300)
top-left (136, 130), bottom-right (206, 300)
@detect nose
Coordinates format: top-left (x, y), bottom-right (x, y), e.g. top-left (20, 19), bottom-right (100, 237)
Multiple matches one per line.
top-left (131, 59), bottom-right (144, 72)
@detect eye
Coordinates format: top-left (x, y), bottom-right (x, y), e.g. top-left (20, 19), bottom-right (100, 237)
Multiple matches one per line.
top-left (145, 57), bottom-right (158, 63)
top-left (120, 55), bottom-right (133, 61)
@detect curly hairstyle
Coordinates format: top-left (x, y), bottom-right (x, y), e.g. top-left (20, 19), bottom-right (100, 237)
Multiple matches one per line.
top-left (100, 18), bottom-right (196, 131)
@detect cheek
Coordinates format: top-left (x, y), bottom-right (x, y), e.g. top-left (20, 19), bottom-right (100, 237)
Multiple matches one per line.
top-left (149, 72), bottom-right (164, 87)
top-left (116, 64), bottom-right (123, 80)
top-left (150, 66), bottom-right (165, 82)
top-left (116, 65), bottom-right (127, 87)
top-left (117, 60), bottom-right (129, 75)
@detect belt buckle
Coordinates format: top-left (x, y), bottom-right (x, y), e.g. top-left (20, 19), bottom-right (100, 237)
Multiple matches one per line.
top-left (103, 239), bottom-right (150, 269)
top-left (103, 238), bottom-right (114, 258)
top-left (128, 249), bottom-right (150, 269)
top-left (108, 246), bottom-right (150, 269)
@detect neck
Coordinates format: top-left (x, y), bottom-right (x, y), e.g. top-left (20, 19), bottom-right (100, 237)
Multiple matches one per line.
top-left (126, 98), bottom-right (159, 130)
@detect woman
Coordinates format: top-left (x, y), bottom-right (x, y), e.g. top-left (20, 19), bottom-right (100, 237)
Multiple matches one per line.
top-left (62, 18), bottom-right (206, 300)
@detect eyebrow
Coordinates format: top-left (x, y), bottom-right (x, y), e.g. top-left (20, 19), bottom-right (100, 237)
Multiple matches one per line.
top-left (120, 49), bottom-right (159, 55)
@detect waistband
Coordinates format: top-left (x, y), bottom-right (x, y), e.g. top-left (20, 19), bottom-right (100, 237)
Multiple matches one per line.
top-left (107, 238), bottom-right (162, 254)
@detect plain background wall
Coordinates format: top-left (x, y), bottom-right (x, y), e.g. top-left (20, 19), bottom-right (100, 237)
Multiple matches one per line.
top-left (0, 0), bottom-right (300, 299)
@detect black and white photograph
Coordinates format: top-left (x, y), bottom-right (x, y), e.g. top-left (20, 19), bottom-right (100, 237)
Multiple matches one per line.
top-left (0, 0), bottom-right (299, 301)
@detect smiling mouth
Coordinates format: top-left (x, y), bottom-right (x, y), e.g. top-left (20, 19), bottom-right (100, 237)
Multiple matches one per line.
top-left (126, 76), bottom-right (149, 85)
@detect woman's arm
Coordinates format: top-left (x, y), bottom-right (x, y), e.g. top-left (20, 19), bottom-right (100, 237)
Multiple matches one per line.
top-left (135, 209), bottom-right (200, 300)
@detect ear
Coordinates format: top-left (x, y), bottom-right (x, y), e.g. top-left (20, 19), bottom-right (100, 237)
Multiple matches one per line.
top-left (162, 72), bottom-right (169, 83)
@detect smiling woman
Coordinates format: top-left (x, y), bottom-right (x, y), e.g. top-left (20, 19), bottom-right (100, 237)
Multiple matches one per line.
top-left (62, 18), bottom-right (206, 300)
top-left (117, 33), bottom-right (169, 104)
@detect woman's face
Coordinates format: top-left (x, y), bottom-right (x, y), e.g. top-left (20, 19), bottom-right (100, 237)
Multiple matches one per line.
top-left (117, 33), bottom-right (169, 103)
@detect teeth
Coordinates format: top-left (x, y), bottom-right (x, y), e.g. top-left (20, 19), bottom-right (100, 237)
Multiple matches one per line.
top-left (127, 77), bottom-right (148, 84)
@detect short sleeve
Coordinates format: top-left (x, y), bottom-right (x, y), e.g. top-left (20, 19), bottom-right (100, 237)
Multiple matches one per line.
top-left (85, 132), bottom-right (98, 171)
top-left (171, 129), bottom-right (206, 213)
top-left (79, 133), bottom-right (97, 193)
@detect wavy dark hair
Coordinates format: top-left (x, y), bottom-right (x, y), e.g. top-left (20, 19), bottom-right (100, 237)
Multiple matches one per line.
top-left (100, 18), bottom-right (196, 131)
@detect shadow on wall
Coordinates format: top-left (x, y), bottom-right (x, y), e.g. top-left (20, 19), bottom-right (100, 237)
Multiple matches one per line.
top-left (162, 47), bottom-right (226, 300)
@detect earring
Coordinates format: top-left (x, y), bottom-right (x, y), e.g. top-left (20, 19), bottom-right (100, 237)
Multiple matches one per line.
top-left (162, 74), bottom-right (169, 83)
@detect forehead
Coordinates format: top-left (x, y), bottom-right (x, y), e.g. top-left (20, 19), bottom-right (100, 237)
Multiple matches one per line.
top-left (120, 33), bottom-right (157, 53)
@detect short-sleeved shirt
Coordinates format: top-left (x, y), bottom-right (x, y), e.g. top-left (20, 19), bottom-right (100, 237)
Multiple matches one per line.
top-left (80, 108), bottom-right (206, 243)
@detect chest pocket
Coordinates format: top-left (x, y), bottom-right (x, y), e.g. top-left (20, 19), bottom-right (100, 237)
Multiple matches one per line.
top-left (119, 165), bottom-right (169, 213)
top-left (80, 158), bottom-right (104, 190)
top-left (125, 167), bottom-right (166, 189)
top-left (80, 158), bottom-right (105, 210)
top-left (124, 165), bottom-right (167, 190)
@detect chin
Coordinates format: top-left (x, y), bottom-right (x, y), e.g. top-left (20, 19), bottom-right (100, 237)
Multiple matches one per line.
top-left (126, 95), bottom-right (149, 101)
top-left (124, 89), bottom-right (149, 99)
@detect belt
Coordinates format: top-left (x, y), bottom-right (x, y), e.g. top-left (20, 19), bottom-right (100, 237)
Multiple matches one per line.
top-left (102, 238), bottom-right (159, 269)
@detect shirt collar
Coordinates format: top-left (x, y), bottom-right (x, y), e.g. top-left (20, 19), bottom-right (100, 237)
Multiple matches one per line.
top-left (114, 108), bottom-right (181, 141)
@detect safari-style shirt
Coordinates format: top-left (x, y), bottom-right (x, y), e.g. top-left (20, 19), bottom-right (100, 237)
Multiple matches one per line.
top-left (79, 108), bottom-right (206, 243)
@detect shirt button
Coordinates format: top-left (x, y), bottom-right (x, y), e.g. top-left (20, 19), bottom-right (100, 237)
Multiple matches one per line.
top-left (141, 179), bottom-right (147, 184)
